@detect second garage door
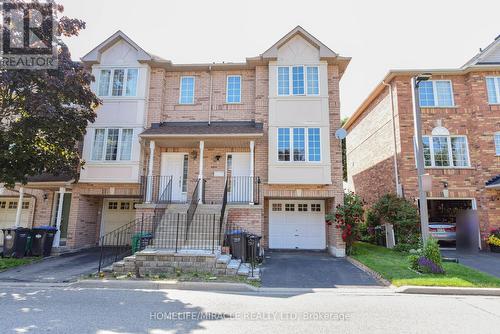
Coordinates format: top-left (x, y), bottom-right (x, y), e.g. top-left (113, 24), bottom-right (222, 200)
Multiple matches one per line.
top-left (269, 200), bottom-right (326, 250)
top-left (101, 199), bottom-right (139, 236)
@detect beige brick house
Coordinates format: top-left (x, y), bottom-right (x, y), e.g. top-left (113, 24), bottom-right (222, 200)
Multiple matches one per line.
top-left (345, 36), bottom-right (500, 248)
top-left (2, 26), bottom-right (349, 256)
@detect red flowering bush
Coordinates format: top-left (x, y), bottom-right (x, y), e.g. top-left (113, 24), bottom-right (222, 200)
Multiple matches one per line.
top-left (326, 192), bottom-right (364, 255)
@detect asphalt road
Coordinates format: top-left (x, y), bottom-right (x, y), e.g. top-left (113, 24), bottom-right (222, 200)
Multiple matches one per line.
top-left (0, 285), bottom-right (499, 333)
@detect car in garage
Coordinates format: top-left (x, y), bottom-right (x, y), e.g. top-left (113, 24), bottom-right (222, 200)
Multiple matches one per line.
top-left (429, 222), bottom-right (456, 243)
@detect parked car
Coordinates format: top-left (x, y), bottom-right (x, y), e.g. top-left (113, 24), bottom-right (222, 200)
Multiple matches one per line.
top-left (429, 222), bottom-right (456, 242)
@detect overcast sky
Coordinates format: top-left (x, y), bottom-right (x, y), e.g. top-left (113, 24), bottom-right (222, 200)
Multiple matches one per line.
top-left (60, 0), bottom-right (499, 118)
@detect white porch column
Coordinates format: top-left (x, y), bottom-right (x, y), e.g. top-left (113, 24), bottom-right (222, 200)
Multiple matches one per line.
top-left (249, 140), bottom-right (255, 205)
top-left (53, 187), bottom-right (65, 247)
top-left (14, 187), bottom-right (24, 227)
top-left (198, 140), bottom-right (204, 203)
top-left (146, 140), bottom-right (155, 202)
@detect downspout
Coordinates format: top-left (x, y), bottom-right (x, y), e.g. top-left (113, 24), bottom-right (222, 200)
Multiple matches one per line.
top-left (382, 81), bottom-right (402, 197)
top-left (208, 65), bottom-right (213, 125)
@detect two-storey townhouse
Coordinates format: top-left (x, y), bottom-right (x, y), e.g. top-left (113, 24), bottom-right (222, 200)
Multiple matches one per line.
top-left (344, 36), bottom-right (500, 249)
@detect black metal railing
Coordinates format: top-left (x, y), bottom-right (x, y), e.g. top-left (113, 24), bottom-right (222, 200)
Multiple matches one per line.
top-left (140, 175), bottom-right (173, 204)
top-left (186, 178), bottom-right (205, 238)
top-left (227, 176), bottom-right (261, 204)
top-left (97, 214), bottom-right (158, 272)
top-left (219, 178), bottom-right (229, 244)
top-left (151, 213), bottom-right (222, 253)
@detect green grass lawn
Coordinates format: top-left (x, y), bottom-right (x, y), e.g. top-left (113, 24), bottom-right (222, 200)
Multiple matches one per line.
top-left (0, 257), bottom-right (38, 272)
top-left (352, 242), bottom-right (500, 288)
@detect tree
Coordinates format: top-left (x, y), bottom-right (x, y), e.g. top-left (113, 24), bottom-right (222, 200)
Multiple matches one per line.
top-left (341, 117), bottom-right (349, 181)
top-left (0, 1), bottom-right (100, 187)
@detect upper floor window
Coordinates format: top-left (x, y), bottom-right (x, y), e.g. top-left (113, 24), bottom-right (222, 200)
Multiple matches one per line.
top-left (486, 77), bottom-right (500, 104)
top-left (91, 128), bottom-right (133, 161)
top-left (421, 135), bottom-right (470, 168)
top-left (98, 68), bottom-right (138, 97)
top-left (226, 75), bottom-right (241, 103)
top-left (278, 127), bottom-right (321, 162)
top-left (277, 66), bottom-right (319, 96)
top-left (495, 132), bottom-right (500, 156)
top-left (418, 80), bottom-right (454, 107)
top-left (179, 76), bottom-right (195, 104)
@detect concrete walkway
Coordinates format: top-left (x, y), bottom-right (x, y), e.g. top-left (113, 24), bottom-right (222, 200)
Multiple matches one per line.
top-left (442, 250), bottom-right (500, 278)
top-left (260, 250), bottom-right (381, 288)
top-left (0, 247), bottom-right (101, 283)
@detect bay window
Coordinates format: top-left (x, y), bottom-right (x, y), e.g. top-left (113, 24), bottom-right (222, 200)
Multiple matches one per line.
top-left (277, 65), bottom-right (319, 96)
top-left (421, 135), bottom-right (469, 168)
top-left (278, 127), bottom-right (321, 162)
top-left (92, 128), bottom-right (133, 161)
top-left (98, 68), bottom-right (139, 97)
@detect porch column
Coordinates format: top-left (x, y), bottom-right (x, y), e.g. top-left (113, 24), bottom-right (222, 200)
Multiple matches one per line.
top-left (249, 140), bottom-right (255, 205)
top-left (14, 186), bottom-right (24, 227)
top-left (198, 140), bottom-right (204, 203)
top-left (53, 187), bottom-right (65, 248)
top-left (146, 140), bottom-right (155, 202)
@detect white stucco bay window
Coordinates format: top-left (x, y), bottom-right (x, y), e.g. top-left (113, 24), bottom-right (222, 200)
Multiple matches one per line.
top-left (277, 65), bottom-right (319, 96)
top-left (277, 127), bottom-right (321, 163)
top-left (98, 68), bottom-right (139, 97)
top-left (91, 128), bottom-right (133, 162)
top-left (421, 135), bottom-right (470, 168)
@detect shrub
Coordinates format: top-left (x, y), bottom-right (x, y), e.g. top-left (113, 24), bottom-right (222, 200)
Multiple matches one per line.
top-left (487, 229), bottom-right (500, 247)
top-left (408, 254), bottom-right (420, 271)
top-left (407, 237), bottom-right (444, 274)
top-left (417, 256), bottom-right (445, 274)
top-left (423, 237), bottom-right (443, 268)
top-left (393, 243), bottom-right (415, 253)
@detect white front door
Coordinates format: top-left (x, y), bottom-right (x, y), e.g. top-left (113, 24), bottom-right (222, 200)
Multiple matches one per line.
top-left (227, 153), bottom-right (251, 202)
top-left (269, 200), bottom-right (326, 249)
top-left (161, 153), bottom-right (188, 202)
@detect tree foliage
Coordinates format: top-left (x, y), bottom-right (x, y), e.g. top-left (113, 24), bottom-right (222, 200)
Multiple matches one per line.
top-left (0, 1), bottom-right (99, 186)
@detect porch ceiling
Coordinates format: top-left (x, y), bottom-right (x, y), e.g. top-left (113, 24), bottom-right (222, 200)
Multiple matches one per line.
top-left (152, 137), bottom-right (258, 148)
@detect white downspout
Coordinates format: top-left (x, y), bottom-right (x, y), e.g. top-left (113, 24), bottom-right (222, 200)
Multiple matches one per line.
top-left (208, 65), bottom-right (213, 125)
top-left (383, 81), bottom-right (402, 197)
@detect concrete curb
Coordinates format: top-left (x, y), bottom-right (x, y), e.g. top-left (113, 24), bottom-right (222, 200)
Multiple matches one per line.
top-left (346, 256), bottom-right (391, 286)
top-left (395, 286), bottom-right (500, 296)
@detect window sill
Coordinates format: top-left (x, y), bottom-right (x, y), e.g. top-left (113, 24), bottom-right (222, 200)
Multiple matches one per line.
top-left (176, 103), bottom-right (196, 106)
top-left (420, 106), bottom-right (458, 109)
top-left (424, 166), bottom-right (474, 170)
top-left (224, 102), bottom-right (243, 105)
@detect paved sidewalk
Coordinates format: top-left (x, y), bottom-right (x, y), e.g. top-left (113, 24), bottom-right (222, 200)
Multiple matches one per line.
top-left (0, 247), bottom-right (101, 283)
top-left (260, 250), bottom-right (380, 288)
top-left (442, 250), bottom-right (500, 278)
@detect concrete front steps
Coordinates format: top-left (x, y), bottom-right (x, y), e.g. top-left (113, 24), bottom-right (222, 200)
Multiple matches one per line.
top-left (112, 249), bottom-right (260, 280)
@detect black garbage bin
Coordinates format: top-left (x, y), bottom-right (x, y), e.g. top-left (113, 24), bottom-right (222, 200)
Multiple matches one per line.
top-left (246, 234), bottom-right (263, 264)
top-left (2, 227), bottom-right (30, 258)
top-left (226, 230), bottom-right (247, 262)
top-left (30, 226), bottom-right (57, 257)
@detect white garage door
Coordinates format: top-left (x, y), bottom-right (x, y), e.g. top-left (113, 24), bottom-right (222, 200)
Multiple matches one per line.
top-left (101, 199), bottom-right (138, 236)
top-left (0, 198), bottom-right (31, 229)
top-left (269, 200), bottom-right (326, 250)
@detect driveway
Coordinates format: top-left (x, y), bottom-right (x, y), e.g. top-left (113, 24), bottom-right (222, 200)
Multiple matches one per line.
top-left (441, 250), bottom-right (500, 278)
top-left (0, 247), bottom-right (102, 283)
top-left (260, 250), bottom-right (381, 288)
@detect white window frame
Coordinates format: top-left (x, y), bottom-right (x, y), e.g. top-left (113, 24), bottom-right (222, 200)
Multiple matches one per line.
top-left (495, 132), bottom-right (500, 156)
top-left (419, 80), bottom-right (455, 107)
top-left (91, 128), bottom-right (134, 162)
top-left (276, 127), bottom-right (322, 163)
top-left (179, 76), bottom-right (195, 104)
top-left (276, 65), bottom-right (320, 96)
top-left (226, 75), bottom-right (242, 104)
top-left (420, 135), bottom-right (470, 168)
top-left (486, 76), bottom-right (500, 105)
top-left (97, 68), bottom-right (139, 97)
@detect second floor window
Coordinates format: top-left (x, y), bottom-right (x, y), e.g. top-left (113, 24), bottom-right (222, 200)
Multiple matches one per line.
top-left (277, 66), bottom-right (319, 96)
top-left (486, 77), bottom-right (500, 104)
top-left (421, 135), bottom-right (469, 168)
top-left (418, 80), bottom-right (454, 107)
top-left (495, 133), bottom-right (500, 156)
top-left (278, 127), bottom-right (321, 162)
top-left (226, 75), bottom-right (241, 103)
top-left (179, 76), bottom-right (195, 104)
top-left (91, 128), bottom-right (133, 161)
top-left (98, 68), bottom-right (138, 97)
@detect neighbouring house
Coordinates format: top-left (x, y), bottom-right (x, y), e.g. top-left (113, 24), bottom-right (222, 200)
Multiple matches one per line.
top-left (2, 26), bottom-right (349, 256)
top-left (344, 35), bottom-right (500, 248)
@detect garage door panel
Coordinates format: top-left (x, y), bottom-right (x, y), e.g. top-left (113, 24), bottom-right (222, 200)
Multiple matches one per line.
top-left (101, 200), bottom-right (138, 236)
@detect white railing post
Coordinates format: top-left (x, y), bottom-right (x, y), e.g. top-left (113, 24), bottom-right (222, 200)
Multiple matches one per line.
top-left (53, 187), bottom-right (65, 248)
top-left (14, 186), bottom-right (24, 227)
top-left (249, 140), bottom-right (255, 205)
top-left (147, 140), bottom-right (155, 203)
top-left (198, 140), bottom-right (204, 203)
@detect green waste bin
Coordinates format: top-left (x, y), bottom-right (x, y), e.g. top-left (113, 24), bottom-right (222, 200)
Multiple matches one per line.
top-left (132, 232), bottom-right (153, 253)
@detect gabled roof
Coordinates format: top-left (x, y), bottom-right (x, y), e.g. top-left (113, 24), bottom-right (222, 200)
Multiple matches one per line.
top-left (81, 30), bottom-right (170, 65)
top-left (462, 34), bottom-right (500, 68)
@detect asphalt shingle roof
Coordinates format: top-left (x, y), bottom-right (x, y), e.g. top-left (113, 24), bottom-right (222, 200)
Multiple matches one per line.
top-left (141, 121), bottom-right (264, 136)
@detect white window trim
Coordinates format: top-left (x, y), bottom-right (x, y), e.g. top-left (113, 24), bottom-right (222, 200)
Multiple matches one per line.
top-left (276, 127), bottom-right (322, 163)
top-left (91, 128), bottom-right (134, 162)
top-left (419, 80), bottom-right (455, 108)
top-left (421, 135), bottom-right (470, 168)
top-left (226, 75), bottom-right (242, 104)
top-left (276, 65), bottom-right (320, 97)
top-left (486, 76), bottom-right (500, 105)
top-left (495, 132), bottom-right (500, 156)
top-left (179, 76), bottom-right (195, 104)
top-left (97, 68), bottom-right (139, 98)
